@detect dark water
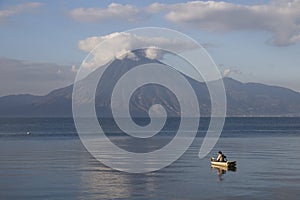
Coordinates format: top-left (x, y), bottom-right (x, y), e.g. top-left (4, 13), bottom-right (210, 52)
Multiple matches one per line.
top-left (0, 118), bottom-right (300, 200)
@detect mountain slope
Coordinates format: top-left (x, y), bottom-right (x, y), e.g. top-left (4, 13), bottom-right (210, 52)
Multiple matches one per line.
top-left (224, 78), bottom-right (300, 116)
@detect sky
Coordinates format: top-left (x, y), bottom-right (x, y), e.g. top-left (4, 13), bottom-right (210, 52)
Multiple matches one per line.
top-left (0, 0), bottom-right (300, 96)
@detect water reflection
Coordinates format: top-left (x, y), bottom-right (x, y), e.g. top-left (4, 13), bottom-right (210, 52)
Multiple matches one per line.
top-left (79, 160), bottom-right (160, 200)
top-left (211, 165), bottom-right (237, 181)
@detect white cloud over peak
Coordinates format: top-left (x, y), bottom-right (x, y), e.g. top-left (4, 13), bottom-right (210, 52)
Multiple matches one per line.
top-left (222, 68), bottom-right (242, 77)
top-left (144, 46), bottom-right (163, 60)
top-left (223, 69), bottom-right (231, 77)
top-left (69, 3), bottom-right (145, 23)
top-left (0, 2), bottom-right (42, 23)
top-left (78, 32), bottom-right (196, 69)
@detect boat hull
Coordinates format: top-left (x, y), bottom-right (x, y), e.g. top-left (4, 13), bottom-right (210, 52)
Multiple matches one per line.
top-left (210, 161), bottom-right (236, 167)
top-left (210, 157), bottom-right (236, 167)
top-left (211, 164), bottom-right (237, 172)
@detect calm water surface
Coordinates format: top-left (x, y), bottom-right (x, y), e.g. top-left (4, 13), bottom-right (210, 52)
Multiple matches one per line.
top-left (0, 118), bottom-right (300, 200)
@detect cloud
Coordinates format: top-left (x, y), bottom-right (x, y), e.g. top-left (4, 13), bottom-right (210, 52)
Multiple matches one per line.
top-left (78, 32), bottom-right (197, 69)
top-left (0, 2), bottom-right (42, 23)
top-left (70, 1), bottom-right (300, 46)
top-left (146, 2), bottom-right (166, 14)
top-left (69, 3), bottom-right (146, 23)
top-left (144, 46), bottom-right (163, 60)
top-left (223, 69), bottom-right (231, 77)
top-left (222, 68), bottom-right (242, 77)
top-left (153, 0), bottom-right (300, 46)
top-left (71, 65), bottom-right (78, 73)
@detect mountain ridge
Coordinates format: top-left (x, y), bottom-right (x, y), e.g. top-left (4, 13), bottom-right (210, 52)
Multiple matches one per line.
top-left (1, 56), bottom-right (300, 117)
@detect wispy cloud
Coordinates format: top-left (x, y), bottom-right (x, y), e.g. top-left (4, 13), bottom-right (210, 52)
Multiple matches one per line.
top-left (222, 68), bottom-right (242, 77)
top-left (70, 1), bottom-right (300, 46)
top-left (69, 3), bottom-right (147, 23)
top-left (156, 0), bottom-right (300, 46)
top-left (0, 2), bottom-right (42, 23)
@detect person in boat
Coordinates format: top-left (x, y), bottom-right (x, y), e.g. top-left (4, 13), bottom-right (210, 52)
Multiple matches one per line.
top-left (216, 151), bottom-right (227, 162)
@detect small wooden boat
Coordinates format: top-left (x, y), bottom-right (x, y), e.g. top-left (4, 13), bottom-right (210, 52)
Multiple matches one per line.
top-left (210, 157), bottom-right (236, 167)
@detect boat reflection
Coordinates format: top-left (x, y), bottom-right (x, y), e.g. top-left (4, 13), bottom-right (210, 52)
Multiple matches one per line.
top-left (211, 164), bottom-right (237, 181)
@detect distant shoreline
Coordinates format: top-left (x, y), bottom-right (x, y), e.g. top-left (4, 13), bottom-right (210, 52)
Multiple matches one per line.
top-left (1, 116), bottom-right (300, 118)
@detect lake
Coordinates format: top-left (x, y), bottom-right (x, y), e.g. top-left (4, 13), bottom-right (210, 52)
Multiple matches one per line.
top-left (0, 117), bottom-right (300, 200)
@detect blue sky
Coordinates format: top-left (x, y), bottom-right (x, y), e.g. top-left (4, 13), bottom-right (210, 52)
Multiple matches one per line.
top-left (0, 0), bottom-right (300, 95)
